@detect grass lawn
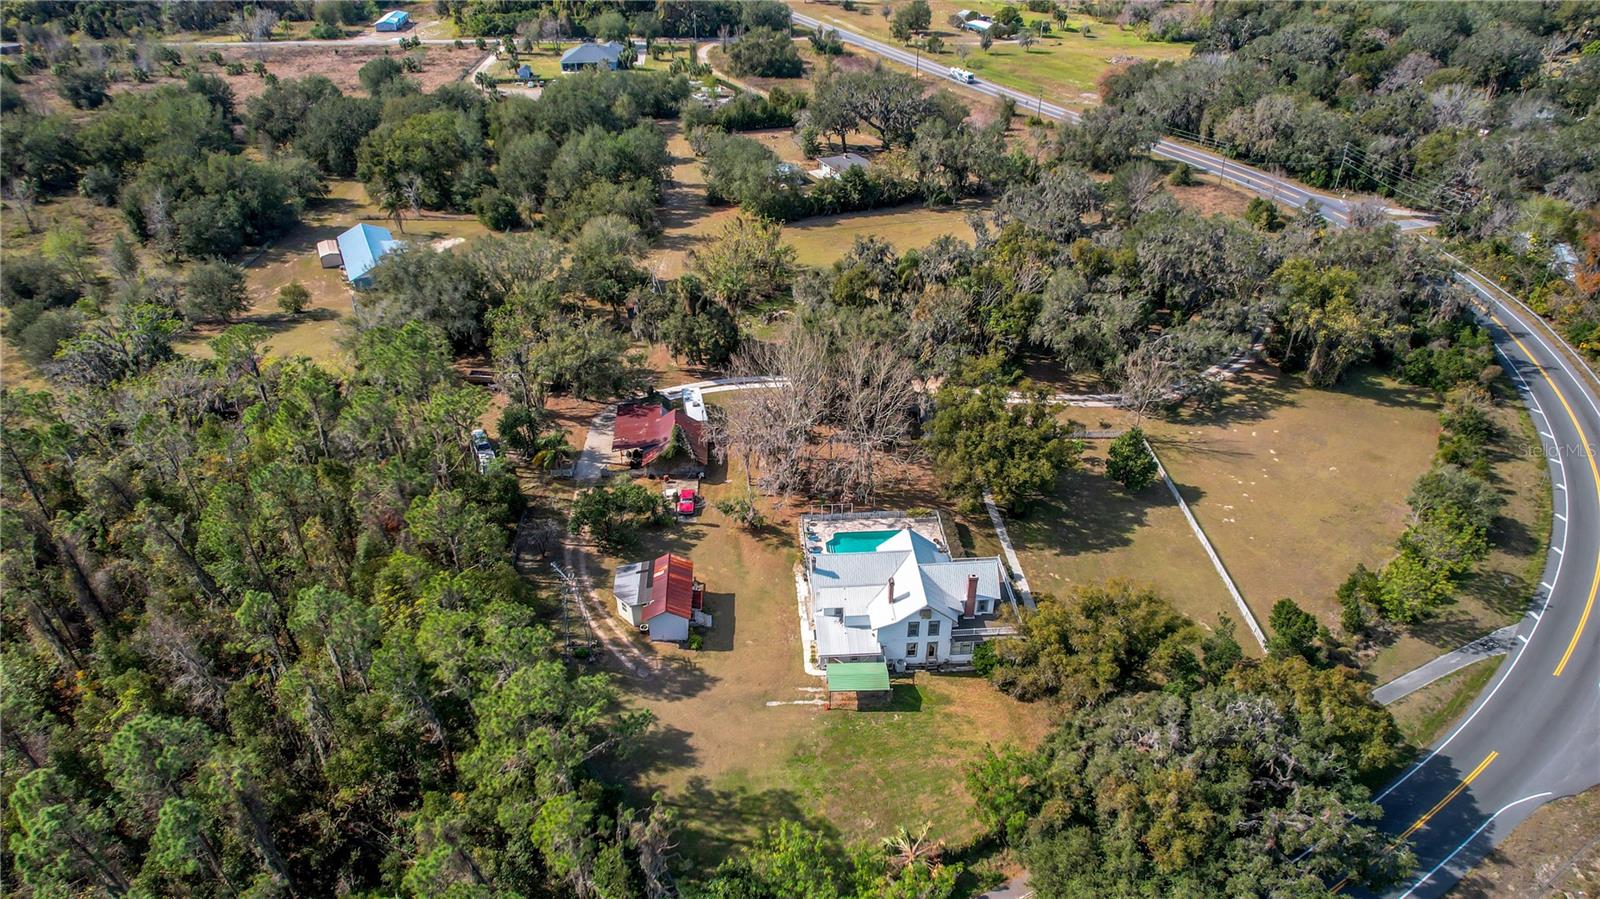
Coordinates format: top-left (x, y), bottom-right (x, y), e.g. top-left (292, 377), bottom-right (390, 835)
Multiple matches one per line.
top-left (1048, 364), bottom-right (1548, 684)
top-left (783, 202), bottom-right (982, 267)
top-left (650, 123), bottom-right (977, 277)
top-left (806, 0), bottom-right (1192, 104)
top-left (1138, 366), bottom-right (1444, 639)
top-left (596, 452), bottom-right (1053, 869)
top-left (1385, 656), bottom-right (1502, 749)
top-left (985, 438), bottom-right (1261, 649)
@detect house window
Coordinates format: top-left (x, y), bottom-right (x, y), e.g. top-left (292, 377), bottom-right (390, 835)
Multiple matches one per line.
top-left (926, 642), bottom-right (939, 661)
top-left (953, 641), bottom-right (976, 656)
top-left (906, 621), bottom-right (920, 638)
top-left (927, 621), bottom-right (941, 636)
top-left (905, 642), bottom-right (918, 658)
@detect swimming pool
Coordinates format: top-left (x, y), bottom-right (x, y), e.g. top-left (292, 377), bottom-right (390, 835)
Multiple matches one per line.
top-left (824, 530), bottom-right (899, 554)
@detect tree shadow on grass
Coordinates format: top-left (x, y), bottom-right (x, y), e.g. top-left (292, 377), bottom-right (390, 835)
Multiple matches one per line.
top-left (1008, 463), bottom-right (1181, 557)
top-left (665, 776), bottom-right (842, 868)
top-left (1164, 365), bottom-right (1302, 429)
top-left (620, 722), bottom-right (698, 780)
top-left (1405, 608), bottom-right (1503, 652)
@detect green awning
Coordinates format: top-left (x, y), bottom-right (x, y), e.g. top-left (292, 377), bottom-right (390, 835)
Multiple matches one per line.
top-left (826, 661), bottom-right (891, 693)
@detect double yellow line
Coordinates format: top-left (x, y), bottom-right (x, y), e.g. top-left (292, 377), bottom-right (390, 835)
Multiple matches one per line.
top-left (1333, 751), bottom-right (1499, 892)
top-left (1487, 312), bottom-right (1598, 677)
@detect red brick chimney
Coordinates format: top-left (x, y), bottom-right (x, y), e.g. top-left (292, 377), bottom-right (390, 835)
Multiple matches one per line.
top-left (964, 574), bottom-right (978, 617)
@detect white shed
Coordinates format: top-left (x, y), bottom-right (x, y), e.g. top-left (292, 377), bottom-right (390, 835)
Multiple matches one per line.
top-left (316, 239), bottom-right (342, 269)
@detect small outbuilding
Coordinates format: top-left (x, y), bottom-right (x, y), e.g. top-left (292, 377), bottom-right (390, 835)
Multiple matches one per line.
top-left (825, 661), bottom-right (893, 710)
top-left (316, 239), bottom-right (342, 268)
top-left (516, 63), bottom-right (534, 81)
top-left (374, 10), bottom-right (410, 31)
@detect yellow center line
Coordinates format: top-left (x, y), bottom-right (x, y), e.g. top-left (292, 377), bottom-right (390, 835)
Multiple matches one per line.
top-left (1396, 751), bottom-right (1497, 842)
top-left (1332, 751), bottom-right (1499, 893)
top-left (1487, 311), bottom-right (1599, 677)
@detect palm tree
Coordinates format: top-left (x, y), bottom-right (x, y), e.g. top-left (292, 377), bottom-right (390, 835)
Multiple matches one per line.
top-left (882, 824), bottom-right (941, 872)
top-left (527, 431), bottom-right (574, 470)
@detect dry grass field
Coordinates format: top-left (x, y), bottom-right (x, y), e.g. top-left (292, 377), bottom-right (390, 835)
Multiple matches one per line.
top-left (804, 0), bottom-right (1193, 106)
top-left (1045, 365), bottom-right (1548, 684)
top-left (973, 438), bottom-right (1260, 650)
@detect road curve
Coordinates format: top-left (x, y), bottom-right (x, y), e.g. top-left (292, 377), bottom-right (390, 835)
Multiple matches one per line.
top-left (794, 11), bottom-right (1600, 896)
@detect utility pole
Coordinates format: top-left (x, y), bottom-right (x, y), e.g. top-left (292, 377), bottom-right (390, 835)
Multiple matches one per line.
top-left (1333, 143), bottom-right (1348, 196)
top-left (551, 562), bottom-right (576, 654)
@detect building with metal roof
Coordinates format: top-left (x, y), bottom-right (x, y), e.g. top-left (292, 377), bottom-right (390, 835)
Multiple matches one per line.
top-left (374, 10), bottom-right (410, 31)
top-left (802, 516), bottom-right (1015, 671)
top-left (561, 41), bottom-right (624, 72)
top-left (613, 553), bottom-right (708, 642)
top-left (335, 223), bottom-right (402, 288)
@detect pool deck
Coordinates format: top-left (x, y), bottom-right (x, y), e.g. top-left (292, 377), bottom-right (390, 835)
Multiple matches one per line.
top-left (798, 510), bottom-right (952, 560)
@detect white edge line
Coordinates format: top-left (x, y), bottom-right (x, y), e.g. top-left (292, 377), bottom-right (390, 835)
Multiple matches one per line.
top-left (1398, 792), bottom-right (1553, 899)
top-left (1377, 323), bottom-right (1569, 801)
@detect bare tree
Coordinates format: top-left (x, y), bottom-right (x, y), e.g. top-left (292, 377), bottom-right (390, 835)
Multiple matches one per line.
top-left (401, 173), bottom-right (425, 222)
top-left (232, 7), bottom-right (280, 42)
top-left (1348, 199), bottom-right (1389, 230)
top-left (142, 187), bottom-right (179, 260)
top-left (4, 177), bottom-right (38, 232)
top-left (1118, 338), bottom-right (1182, 422)
top-left (715, 334), bottom-right (920, 504)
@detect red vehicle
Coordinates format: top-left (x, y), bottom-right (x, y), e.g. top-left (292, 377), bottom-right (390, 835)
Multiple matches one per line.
top-left (677, 488), bottom-right (698, 516)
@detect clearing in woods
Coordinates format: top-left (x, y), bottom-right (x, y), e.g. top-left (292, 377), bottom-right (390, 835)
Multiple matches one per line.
top-left (174, 180), bottom-right (492, 365)
top-left (590, 449), bottom-right (1052, 865)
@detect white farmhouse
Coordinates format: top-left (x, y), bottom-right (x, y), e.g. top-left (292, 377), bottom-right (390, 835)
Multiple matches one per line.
top-left (802, 514), bottom-right (1014, 670)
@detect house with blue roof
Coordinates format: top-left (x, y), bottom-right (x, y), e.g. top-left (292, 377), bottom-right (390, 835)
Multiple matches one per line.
top-left (336, 223), bottom-right (402, 288)
top-left (560, 41), bottom-right (624, 72)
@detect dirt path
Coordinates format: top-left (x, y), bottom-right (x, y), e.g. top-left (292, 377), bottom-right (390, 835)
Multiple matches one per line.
top-left (561, 533), bottom-right (659, 677)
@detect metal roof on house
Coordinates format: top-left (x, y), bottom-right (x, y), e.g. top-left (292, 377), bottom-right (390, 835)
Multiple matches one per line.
top-left (336, 223), bottom-right (401, 284)
top-left (376, 10), bottom-right (409, 26)
top-left (641, 553), bottom-right (694, 622)
top-left (613, 559), bottom-right (650, 608)
top-left (817, 153), bottom-right (870, 172)
top-left (809, 528), bottom-right (1004, 630)
top-left (561, 41), bottom-right (624, 65)
top-left (612, 400), bottom-right (707, 465)
top-left (826, 661), bottom-right (891, 693)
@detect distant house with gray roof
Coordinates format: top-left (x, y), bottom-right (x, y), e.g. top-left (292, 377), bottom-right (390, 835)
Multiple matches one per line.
top-left (561, 41), bottom-right (624, 72)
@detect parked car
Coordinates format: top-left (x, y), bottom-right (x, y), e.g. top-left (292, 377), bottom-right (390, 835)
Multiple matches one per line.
top-left (471, 428), bottom-right (496, 473)
top-left (677, 488), bottom-right (698, 516)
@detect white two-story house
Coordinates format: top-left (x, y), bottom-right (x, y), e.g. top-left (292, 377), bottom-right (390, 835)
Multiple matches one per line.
top-left (805, 524), bottom-right (1011, 670)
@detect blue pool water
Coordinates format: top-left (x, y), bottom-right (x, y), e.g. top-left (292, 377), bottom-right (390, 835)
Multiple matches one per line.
top-left (824, 530), bottom-right (899, 554)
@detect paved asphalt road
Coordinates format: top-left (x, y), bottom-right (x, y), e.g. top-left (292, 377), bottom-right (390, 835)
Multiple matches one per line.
top-left (794, 11), bottom-right (1600, 896)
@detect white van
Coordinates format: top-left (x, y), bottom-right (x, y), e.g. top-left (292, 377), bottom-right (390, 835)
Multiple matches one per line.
top-left (948, 67), bottom-right (976, 84)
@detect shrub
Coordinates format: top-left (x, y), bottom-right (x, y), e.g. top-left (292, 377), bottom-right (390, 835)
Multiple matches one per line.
top-left (475, 188), bottom-right (520, 231)
top-left (277, 282), bottom-right (311, 314)
top-left (1106, 427), bottom-right (1158, 492)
